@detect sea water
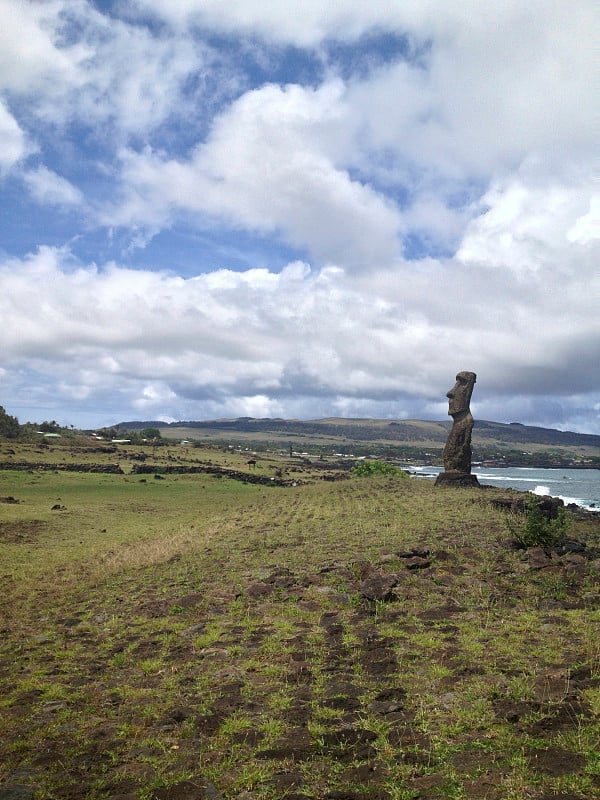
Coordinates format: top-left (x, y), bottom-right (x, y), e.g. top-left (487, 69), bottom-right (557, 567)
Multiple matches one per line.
top-left (407, 466), bottom-right (600, 512)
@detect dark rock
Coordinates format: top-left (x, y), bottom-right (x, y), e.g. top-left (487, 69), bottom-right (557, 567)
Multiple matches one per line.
top-left (397, 547), bottom-right (430, 559)
top-left (244, 581), bottom-right (273, 599)
top-left (527, 547), bottom-right (553, 569)
top-left (492, 495), bottom-right (565, 520)
top-left (150, 778), bottom-right (222, 799)
top-left (325, 681), bottom-right (362, 699)
top-left (402, 556), bottom-right (431, 570)
top-left (359, 574), bottom-right (398, 601)
top-left (555, 538), bottom-right (586, 554)
top-left (256, 727), bottom-right (313, 760)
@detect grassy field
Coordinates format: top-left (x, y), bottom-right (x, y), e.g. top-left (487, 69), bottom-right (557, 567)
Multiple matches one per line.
top-left (0, 441), bottom-right (599, 800)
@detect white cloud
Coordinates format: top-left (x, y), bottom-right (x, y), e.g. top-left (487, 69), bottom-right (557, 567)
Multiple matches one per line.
top-left (1, 162), bottom-right (598, 429)
top-left (106, 81), bottom-right (402, 268)
top-left (0, 99), bottom-right (29, 172)
top-left (0, 0), bottom-right (209, 136)
top-left (0, 1), bottom-right (597, 432)
top-left (96, 0), bottom-right (596, 263)
top-left (23, 166), bottom-right (83, 206)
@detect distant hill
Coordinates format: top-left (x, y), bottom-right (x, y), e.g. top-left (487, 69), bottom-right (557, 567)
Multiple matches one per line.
top-left (116, 417), bottom-right (600, 450)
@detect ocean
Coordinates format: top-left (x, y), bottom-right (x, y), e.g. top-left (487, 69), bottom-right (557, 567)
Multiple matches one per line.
top-left (406, 466), bottom-right (600, 512)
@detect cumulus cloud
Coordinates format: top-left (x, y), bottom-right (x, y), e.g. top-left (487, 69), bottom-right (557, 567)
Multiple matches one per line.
top-left (0, 1), bottom-right (597, 432)
top-left (100, 1), bottom-right (596, 263)
top-left (23, 166), bottom-right (83, 207)
top-left (1, 164), bottom-right (598, 429)
top-left (0, 0), bottom-right (210, 136)
top-left (105, 81), bottom-right (402, 268)
top-left (0, 99), bottom-right (29, 172)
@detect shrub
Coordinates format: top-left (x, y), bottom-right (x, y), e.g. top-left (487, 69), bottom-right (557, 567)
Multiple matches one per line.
top-left (0, 406), bottom-right (20, 439)
top-left (351, 459), bottom-right (406, 478)
top-left (506, 497), bottom-right (569, 549)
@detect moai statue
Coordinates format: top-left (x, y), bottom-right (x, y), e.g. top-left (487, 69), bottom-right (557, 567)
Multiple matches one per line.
top-left (435, 371), bottom-right (480, 487)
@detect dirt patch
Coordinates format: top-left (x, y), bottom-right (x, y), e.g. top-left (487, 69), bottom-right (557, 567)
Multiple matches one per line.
top-left (528, 746), bottom-right (586, 775)
top-left (1, 471), bottom-right (598, 800)
top-left (0, 519), bottom-right (48, 542)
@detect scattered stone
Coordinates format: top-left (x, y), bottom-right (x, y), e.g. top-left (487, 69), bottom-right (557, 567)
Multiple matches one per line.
top-left (402, 556), bottom-right (431, 570)
top-left (411, 772), bottom-right (446, 791)
top-left (460, 772), bottom-right (504, 799)
top-left (149, 778), bottom-right (222, 799)
top-left (256, 727), bottom-right (313, 760)
top-left (556, 538), bottom-right (586, 554)
top-left (244, 581), bottom-right (273, 599)
top-left (339, 760), bottom-right (389, 785)
top-left (492, 495), bottom-right (565, 520)
top-left (528, 746), bottom-right (585, 775)
top-left (359, 573), bottom-right (398, 601)
top-left (526, 547), bottom-right (553, 569)
top-left (397, 547), bottom-right (430, 559)
top-left (533, 669), bottom-right (570, 703)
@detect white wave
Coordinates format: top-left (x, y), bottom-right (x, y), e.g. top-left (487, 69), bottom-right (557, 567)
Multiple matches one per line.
top-left (559, 496), bottom-right (600, 512)
top-left (532, 485), bottom-right (551, 496)
top-left (476, 474), bottom-right (554, 483)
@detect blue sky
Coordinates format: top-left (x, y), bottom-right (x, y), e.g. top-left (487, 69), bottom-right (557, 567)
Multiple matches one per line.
top-left (0, 0), bottom-right (598, 432)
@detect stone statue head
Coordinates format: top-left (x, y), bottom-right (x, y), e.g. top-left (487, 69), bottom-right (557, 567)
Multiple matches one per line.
top-left (446, 371), bottom-right (476, 417)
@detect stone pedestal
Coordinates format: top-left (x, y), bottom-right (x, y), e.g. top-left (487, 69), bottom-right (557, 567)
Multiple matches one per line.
top-left (434, 471), bottom-right (480, 488)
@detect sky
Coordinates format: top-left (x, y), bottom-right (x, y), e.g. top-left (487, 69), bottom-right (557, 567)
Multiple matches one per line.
top-left (0, 0), bottom-right (598, 433)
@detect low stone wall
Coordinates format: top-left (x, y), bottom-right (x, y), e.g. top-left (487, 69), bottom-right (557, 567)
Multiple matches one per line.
top-left (0, 461), bottom-right (123, 474)
top-left (130, 463), bottom-right (291, 486)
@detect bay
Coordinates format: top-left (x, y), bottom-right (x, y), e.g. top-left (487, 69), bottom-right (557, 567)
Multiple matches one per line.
top-left (407, 465), bottom-right (600, 512)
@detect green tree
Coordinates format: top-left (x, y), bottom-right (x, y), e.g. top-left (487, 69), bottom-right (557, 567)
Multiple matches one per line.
top-left (38, 420), bottom-right (60, 433)
top-left (0, 406), bottom-right (20, 439)
top-left (140, 427), bottom-right (162, 440)
top-left (351, 459), bottom-right (407, 477)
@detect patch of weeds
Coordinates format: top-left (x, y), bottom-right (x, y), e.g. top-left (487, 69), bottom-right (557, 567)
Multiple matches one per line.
top-left (505, 498), bottom-right (569, 549)
top-left (193, 622), bottom-right (226, 649)
top-left (139, 657), bottom-right (165, 676)
top-left (267, 688), bottom-right (294, 712)
top-left (582, 686), bottom-right (600, 716)
top-left (535, 571), bottom-right (580, 601)
top-left (257, 715), bottom-right (287, 745)
top-left (217, 711), bottom-right (255, 739)
top-left (111, 651), bottom-right (128, 668)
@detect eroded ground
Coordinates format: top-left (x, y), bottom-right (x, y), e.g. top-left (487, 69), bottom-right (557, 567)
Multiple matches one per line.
top-left (0, 468), bottom-right (599, 800)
